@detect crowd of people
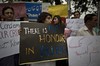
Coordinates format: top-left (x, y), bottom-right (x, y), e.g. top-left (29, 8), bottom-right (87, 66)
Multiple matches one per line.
top-left (0, 5), bottom-right (99, 66)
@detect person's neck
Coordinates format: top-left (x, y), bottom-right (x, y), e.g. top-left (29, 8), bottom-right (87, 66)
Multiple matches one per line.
top-left (86, 24), bottom-right (94, 35)
top-left (86, 24), bottom-right (94, 31)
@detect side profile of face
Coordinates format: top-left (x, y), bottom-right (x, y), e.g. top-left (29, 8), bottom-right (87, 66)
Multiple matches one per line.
top-left (89, 16), bottom-right (98, 27)
top-left (53, 17), bottom-right (59, 24)
top-left (3, 8), bottom-right (14, 21)
top-left (44, 15), bottom-right (52, 24)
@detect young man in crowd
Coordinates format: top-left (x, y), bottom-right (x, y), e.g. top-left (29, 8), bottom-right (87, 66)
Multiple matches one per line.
top-left (77, 13), bottom-right (98, 36)
top-left (0, 6), bottom-right (26, 66)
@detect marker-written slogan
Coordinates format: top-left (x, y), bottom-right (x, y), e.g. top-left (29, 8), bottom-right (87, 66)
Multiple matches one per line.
top-left (20, 23), bottom-right (67, 64)
top-left (0, 22), bottom-right (20, 58)
top-left (67, 36), bottom-right (100, 66)
top-left (23, 27), bottom-right (65, 43)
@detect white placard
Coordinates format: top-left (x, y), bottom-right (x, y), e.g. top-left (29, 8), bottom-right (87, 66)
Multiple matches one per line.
top-left (67, 36), bottom-right (100, 66)
top-left (42, 3), bottom-right (50, 12)
top-left (66, 19), bottom-right (84, 36)
top-left (0, 21), bottom-right (20, 58)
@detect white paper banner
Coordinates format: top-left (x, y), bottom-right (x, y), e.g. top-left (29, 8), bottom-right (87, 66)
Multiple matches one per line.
top-left (67, 36), bottom-right (100, 66)
top-left (66, 19), bottom-right (84, 36)
top-left (0, 21), bottom-right (20, 58)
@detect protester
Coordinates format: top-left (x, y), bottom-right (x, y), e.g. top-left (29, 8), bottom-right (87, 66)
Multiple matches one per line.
top-left (52, 15), bottom-right (68, 66)
top-left (0, 6), bottom-right (27, 66)
top-left (52, 15), bottom-right (66, 35)
top-left (2, 6), bottom-right (15, 21)
top-left (77, 13), bottom-right (98, 36)
top-left (0, 6), bottom-right (16, 66)
top-left (30, 12), bottom-right (55, 66)
top-left (52, 15), bottom-right (62, 25)
top-left (73, 11), bottom-right (80, 19)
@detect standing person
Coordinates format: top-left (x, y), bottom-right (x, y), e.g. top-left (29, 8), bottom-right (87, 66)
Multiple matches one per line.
top-left (73, 11), bottom-right (80, 19)
top-left (52, 15), bottom-right (65, 29)
top-left (67, 11), bottom-right (81, 37)
top-left (52, 15), bottom-right (66, 36)
top-left (0, 6), bottom-right (26, 66)
top-left (77, 13), bottom-right (98, 36)
top-left (30, 12), bottom-right (55, 66)
top-left (0, 6), bottom-right (16, 66)
top-left (52, 15), bottom-right (68, 66)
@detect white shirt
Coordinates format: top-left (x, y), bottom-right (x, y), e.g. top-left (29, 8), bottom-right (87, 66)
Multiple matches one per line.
top-left (76, 26), bottom-right (97, 36)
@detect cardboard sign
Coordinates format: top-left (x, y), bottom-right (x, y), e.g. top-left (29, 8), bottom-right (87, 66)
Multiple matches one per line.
top-left (20, 22), bottom-right (67, 64)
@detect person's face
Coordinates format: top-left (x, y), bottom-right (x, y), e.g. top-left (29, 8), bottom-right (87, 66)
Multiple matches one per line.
top-left (53, 17), bottom-right (59, 24)
top-left (74, 12), bottom-right (80, 18)
top-left (4, 9), bottom-right (14, 21)
top-left (44, 15), bottom-right (52, 24)
top-left (90, 16), bottom-right (98, 27)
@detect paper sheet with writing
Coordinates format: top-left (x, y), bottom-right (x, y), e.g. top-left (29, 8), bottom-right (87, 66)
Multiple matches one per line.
top-left (66, 19), bottom-right (84, 36)
top-left (0, 22), bottom-right (20, 58)
top-left (67, 36), bottom-right (100, 66)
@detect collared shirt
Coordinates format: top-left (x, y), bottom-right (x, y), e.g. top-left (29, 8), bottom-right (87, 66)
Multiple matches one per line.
top-left (76, 26), bottom-right (97, 36)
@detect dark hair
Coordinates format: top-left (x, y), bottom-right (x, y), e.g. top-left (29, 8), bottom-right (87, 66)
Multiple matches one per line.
top-left (20, 14), bottom-right (28, 21)
top-left (2, 6), bottom-right (14, 15)
top-left (84, 14), bottom-right (97, 23)
top-left (52, 15), bottom-right (62, 24)
top-left (73, 11), bottom-right (80, 15)
top-left (37, 12), bottom-right (52, 23)
top-left (20, 17), bottom-right (25, 21)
